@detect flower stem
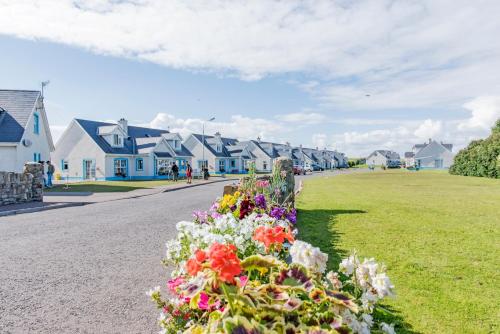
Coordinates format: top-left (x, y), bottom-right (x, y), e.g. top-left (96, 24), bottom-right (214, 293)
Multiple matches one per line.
top-left (221, 283), bottom-right (235, 316)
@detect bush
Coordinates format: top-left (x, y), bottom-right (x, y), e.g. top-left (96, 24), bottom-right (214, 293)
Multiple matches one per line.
top-left (450, 119), bottom-right (500, 178)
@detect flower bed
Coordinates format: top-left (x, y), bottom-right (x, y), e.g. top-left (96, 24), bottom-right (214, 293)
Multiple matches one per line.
top-left (149, 169), bottom-right (396, 333)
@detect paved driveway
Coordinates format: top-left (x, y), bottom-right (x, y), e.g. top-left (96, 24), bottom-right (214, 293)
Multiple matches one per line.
top-left (0, 170), bottom-right (359, 333)
top-left (0, 180), bottom-right (235, 334)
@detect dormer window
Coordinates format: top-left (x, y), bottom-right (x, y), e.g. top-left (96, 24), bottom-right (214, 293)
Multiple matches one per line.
top-left (113, 134), bottom-right (122, 146)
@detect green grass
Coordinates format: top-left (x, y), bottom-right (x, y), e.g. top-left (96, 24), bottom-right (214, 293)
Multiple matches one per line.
top-left (296, 170), bottom-right (500, 333)
top-left (45, 180), bottom-right (176, 193)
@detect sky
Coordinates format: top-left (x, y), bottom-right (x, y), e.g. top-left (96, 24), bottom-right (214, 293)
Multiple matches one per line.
top-left (0, 0), bottom-right (499, 157)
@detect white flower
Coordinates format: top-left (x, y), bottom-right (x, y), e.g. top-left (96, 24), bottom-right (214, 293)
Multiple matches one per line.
top-left (290, 240), bottom-right (328, 273)
top-left (372, 272), bottom-right (395, 298)
top-left (380, 322), bottom-right (396, 334)
top-left (339, 254), bottom-right (358, 276)
top-left (146, 286), bottom-right (160, 297)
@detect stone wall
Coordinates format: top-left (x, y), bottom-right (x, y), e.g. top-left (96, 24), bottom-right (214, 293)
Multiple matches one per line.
top-left (273, 157), bottom-right (295, 206)
top-left (0, 162), bottom-right (44, 206)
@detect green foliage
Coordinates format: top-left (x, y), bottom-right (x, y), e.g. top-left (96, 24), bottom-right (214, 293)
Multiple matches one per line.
top-left (450, 118), bottom-right (500, 178)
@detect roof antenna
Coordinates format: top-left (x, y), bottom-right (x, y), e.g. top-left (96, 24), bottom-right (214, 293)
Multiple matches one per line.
top-left (41, 80), bottom-right (50, 98)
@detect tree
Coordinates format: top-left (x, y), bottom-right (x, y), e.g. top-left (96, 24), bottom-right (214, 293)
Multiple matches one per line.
top-left (449, 119), bottom-right (500, 178)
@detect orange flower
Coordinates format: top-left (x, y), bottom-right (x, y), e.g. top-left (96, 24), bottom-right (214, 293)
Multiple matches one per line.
top-left (253, 226), bottom-right (294, 251)
top-left (207, 243), bottom-right (242, 284)
top-left (186, 258), bottom-right (203, 276)
top-left (186, 249), bottom-right (207, 276)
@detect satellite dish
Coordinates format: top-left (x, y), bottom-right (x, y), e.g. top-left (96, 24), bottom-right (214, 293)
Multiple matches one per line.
top-left (22, 139), bottom-right (32, 147)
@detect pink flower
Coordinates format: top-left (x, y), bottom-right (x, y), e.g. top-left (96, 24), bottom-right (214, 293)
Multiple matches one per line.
top-left (198, 292), bottom-right (209, 310)
top-left (239, 275), bottom-right (249, 287)
top-left (167, 277), bottom-right (184, 293)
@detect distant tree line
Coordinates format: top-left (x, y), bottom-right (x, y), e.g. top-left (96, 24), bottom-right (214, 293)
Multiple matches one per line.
top-left (449, 119), bottom-right (500, 179)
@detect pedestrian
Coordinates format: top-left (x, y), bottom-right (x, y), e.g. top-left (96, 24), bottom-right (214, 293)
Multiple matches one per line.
top-left (39, 161), bottom-right (47, 187)
top-left (46, 161), bottom-right (55, 188)
top-left (171, 162), bottom-right (179, 182)
top-left (186, 163), bottom-right (193, 184)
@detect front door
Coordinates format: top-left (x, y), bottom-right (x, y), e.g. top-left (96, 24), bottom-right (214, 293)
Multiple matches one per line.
top-left (83, 159), bottom-right (96, 180)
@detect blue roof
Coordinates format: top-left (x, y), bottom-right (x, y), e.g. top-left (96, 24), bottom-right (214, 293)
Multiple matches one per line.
top-left (75, 119), bottom-right (169, 154)
top-left (192, 133), bottom-right (235, 157)
top-left (0, 90), bottom-right (40, 142)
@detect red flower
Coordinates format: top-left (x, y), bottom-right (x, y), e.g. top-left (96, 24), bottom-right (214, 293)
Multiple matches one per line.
top-left (207, 243), bottom-right (242, 284)
top-left (239, 197), bottom-right (255, 219)
top-left (253, 226), bottom-right (295, 251)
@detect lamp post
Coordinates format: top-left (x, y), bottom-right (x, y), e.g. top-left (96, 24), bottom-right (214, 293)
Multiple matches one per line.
top-left (201, 117), bottom-right (215, 171)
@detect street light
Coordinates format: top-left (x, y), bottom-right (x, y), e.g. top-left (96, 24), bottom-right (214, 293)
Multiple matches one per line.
top-left (202, 117), bottom-right (215, 171)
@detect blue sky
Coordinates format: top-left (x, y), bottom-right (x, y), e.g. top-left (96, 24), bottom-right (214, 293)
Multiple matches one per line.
top-left (0, 1), bottom-right (499, 156)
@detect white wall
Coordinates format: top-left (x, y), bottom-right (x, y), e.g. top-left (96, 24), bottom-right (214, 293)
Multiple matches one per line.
top-left (6, 102), bottom-right (53, 172)
top-left (51, 121), bottom-right (106, 180)
top-left (0, 146), bottom-right (18, 172)
top-left (367, 152), bottom-right (388, 166)
top-left (184, 135), bottom-right (217, 172)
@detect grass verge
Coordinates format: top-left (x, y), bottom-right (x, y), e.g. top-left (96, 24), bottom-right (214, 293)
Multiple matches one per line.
top-left (296, 170), bottom-right (500, 333)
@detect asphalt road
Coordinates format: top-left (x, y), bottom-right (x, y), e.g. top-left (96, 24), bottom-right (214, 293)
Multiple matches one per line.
top-left (0, 171), bottom-right (350, 333)
top-left (0, 180), bottom-right (236, 334)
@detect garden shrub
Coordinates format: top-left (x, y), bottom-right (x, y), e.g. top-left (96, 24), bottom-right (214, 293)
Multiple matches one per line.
top-left (450, 119), bottom-right (500, 179)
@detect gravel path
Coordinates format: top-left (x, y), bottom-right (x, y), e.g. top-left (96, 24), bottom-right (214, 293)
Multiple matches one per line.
top-left (0, 181), bottom-right (234, 334)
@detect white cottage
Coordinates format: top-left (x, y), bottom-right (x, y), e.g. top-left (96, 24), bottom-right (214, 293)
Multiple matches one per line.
top-left (413, 139), bottom-right (454, 169)
top-left (0, 90), bottom-right (55, 172)
top-left (52, 118), bottom-right (192, 180)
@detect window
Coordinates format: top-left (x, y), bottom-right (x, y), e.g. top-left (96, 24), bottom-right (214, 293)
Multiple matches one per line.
top-left (61, 160), bottom-right (69, 171)
top-left (156, 159), bottom-right (171, 176)
top-left (136, 158), bottom-right (144, 171)
top-left (113, 134), bottom-right (122, 146)
top-left (33, 114), bottom-right (39, 134)
top-left (198, 160), bottom-right (208, 170)
top-left (216, 144), bottom-right (222, 152)
top-left (219, 160), bottom-right (225, 172)
top-left (114, 159), bottom-right (127, 177)
top-left (230, 159), bottom-right (236, 168)
top-left (263, 161), bottom-right (268, 170)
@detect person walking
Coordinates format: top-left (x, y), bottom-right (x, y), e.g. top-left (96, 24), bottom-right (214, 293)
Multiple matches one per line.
top-left (46, 161), bottom-right (55, 188)
top-left (186, 163), bottom-right (193, 184)
top-left (171, 162), bottom-right (179, 182)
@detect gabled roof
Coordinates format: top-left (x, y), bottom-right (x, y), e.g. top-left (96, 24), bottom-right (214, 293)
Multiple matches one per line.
top-left (0, 90), bottom-right (40, 142)
top-left (412, 141), bottom-right (453, 155)
top-left (368, 150), bottom-right (400, 160)
top-left (192, 133), bottom-right (235, 157)
top-left (75, 119), bottom-right (168, 154)
top-left (404, 152), bottom-right (415, 158)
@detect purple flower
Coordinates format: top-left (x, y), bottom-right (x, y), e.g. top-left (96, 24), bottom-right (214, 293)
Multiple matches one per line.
top-left (270, 206), bottom-right (286, 219)
top-left (193, 210), bottom-right (208, 224)
top-left (286, 208), bottom-right (297, 224)
top-left (254, 194), bottom-right (267, 209)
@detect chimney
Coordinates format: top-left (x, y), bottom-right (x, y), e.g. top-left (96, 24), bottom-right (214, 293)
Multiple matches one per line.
top-left (214, 131), bottom-right (222, 140)
top-left (118, 118), bottom-right (128, 136)
top-left (257, 136), bottom-right (261, 143)
top-left (428, 138), bottom-right (432, 144)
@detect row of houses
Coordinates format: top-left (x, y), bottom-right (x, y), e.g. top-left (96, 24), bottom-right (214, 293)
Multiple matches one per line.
top-left (0, 89), bottom-right (348, 180)
top-left (366, 139), bottom-right (455, 169)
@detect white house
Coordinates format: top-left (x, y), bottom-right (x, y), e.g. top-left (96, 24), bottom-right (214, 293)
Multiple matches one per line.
top-left (366, 150), bottom-right (401, 167)
top-left (52, 118), bottom-right (193, 180)
top-left (412, 139), bottom-right (454, 169)
top-left (0, 90), bottom-right (55, 172)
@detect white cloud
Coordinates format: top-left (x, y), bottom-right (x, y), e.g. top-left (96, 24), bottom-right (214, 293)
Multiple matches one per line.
top-left (458, 96), bottom-right (500, 131)
top-left (414, 119), bottom-right (442, 139)
top-left (0, 1), bottom-right (498, 110)
top-left (148, 113), bottom-right (287, 143)
top-left (279, 112), bottom-right (327, 124)
top-left (311, 133), bottom-right (327, 150)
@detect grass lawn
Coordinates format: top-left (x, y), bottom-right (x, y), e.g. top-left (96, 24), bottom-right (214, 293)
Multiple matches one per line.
top-left (45, 180), bottom-right (176, 193)
top-left (296, 170), bottom-right (500, 333)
